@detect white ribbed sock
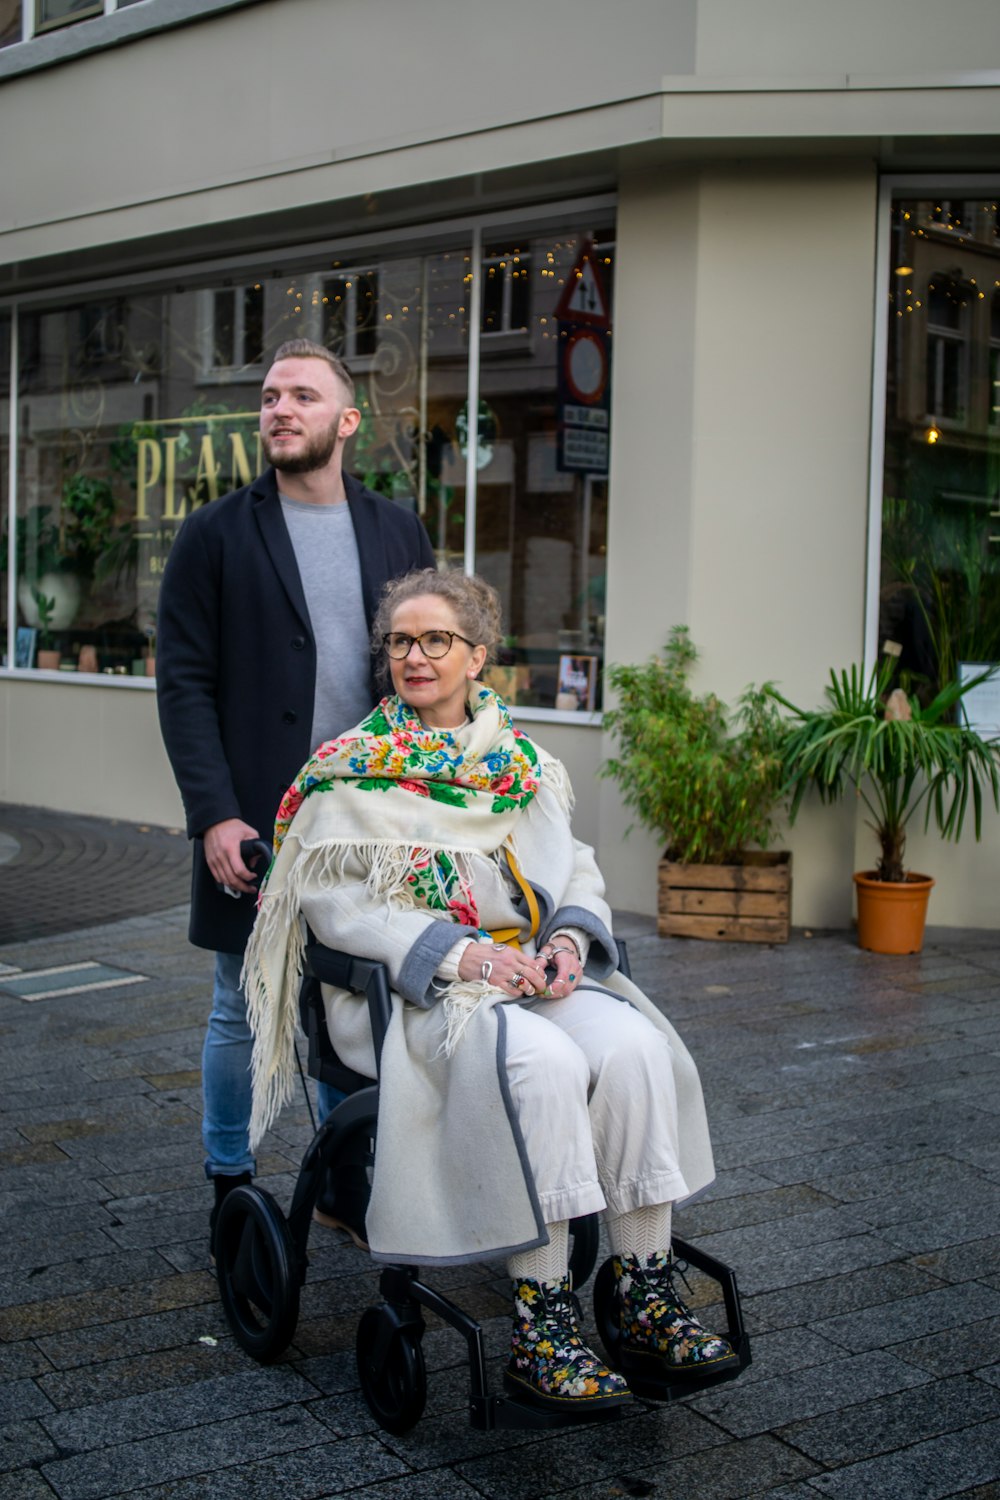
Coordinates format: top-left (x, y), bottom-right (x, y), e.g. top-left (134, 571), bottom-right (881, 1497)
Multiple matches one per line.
top-left (605, 1202), bottom-right (672, 1261)
top-left (507, 1220), bottom-right (570, 1284)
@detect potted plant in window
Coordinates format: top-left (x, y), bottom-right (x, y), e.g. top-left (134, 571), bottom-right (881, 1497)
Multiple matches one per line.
top-left (12, 506), bottom-right (82, 633)
top-left (767, 655), bottom-right (1000, 954)
top-left (602, 626), bottom-right (791, 942)
top-left (32, 588), bottom-right (62, 670)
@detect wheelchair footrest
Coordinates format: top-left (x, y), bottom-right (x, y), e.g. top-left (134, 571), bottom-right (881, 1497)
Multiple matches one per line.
top-left (472, 1391), bottom-right (628, 1431)
top-left (617, 1331), bottom-right (752, 1403)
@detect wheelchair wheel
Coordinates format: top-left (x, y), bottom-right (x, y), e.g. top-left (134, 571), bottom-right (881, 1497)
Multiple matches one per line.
top-left (593, 1256), bottom-right (623, 1367)
top-left (356, 1306), bottom-right (427, 1434)
top-left (568, 1212), bottom-right (600, 1289)
top-left (216, 1186), bottom-right (300, 1362)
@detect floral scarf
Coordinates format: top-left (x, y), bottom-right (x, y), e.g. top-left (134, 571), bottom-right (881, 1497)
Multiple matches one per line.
top-left (244, 684), bottom-right (546, 1144)
top-left (264, 682), bottom-right (540, 931)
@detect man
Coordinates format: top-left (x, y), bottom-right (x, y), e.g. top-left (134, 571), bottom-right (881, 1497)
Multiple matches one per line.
top-left (156, 339), bottom-right (435, 1252)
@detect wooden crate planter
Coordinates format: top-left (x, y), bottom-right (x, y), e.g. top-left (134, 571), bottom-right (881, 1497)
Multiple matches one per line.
top-left (658, 851), bottom-right (791, 943)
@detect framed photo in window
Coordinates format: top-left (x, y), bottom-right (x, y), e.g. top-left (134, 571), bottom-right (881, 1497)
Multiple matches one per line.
top-left (556, 653), bottom-right (597, 712)
top-left (15, 628), bottom-right (37, 669)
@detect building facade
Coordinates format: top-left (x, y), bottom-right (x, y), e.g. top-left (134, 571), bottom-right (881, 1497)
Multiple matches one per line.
top-left (3, 0), bottom-right (1000, 927)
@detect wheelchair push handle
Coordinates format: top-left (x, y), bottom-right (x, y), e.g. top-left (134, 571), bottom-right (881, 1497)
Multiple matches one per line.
top-left (215, 837), bottom-right (273, 899)
top-left (240, 839), bottom-right (273, 887)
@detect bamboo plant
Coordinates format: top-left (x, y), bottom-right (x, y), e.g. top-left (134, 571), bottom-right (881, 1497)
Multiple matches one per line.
top-left (602, 626), bottom-right (787, 864)
top-left (767, 657), bottom-right (1000, 882)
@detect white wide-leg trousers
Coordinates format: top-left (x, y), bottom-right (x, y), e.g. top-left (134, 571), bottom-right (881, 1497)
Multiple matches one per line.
top-left (502, 985), bottom-right (691, 1225)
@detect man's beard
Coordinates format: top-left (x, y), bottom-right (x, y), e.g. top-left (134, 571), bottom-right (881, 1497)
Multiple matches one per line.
top-left (262, 416), bottom-right (340, 473)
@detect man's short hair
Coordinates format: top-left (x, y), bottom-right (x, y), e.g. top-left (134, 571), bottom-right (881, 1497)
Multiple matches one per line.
top-left (269, 339), bottom-right (356, 403)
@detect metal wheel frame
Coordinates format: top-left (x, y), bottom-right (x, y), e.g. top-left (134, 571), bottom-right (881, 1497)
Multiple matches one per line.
top-left (216, 1185), bottom-right (301, 1362)
top-left (592, 1256), bottom-right (622, 1366)
top-left (568, 1212), bottom-right (600, 1289)
top-left (356, 1305), bottom-right (428, 1434)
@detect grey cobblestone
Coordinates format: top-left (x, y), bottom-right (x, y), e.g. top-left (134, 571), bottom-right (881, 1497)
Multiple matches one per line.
top-left (777, 1372), bottom-right (1000, 1466)
top-left (801, 1416), bottom-right (1000, 1498)
top-left (2, 803), bottom-right (1000, 1497)
top-left (690, 1349), bottom-right (929, 1438)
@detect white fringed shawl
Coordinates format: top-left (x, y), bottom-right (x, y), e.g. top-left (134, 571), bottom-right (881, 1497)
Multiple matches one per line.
top-left (243, 684), bottom-right (568, 1151)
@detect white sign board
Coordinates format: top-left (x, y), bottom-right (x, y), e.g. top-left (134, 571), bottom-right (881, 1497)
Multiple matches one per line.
top-left (958, 662), bottom-right (1000, 738)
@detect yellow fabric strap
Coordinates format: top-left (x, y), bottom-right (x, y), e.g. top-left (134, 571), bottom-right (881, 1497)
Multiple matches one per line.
top-left (487, 847), bottom-right (541, 950)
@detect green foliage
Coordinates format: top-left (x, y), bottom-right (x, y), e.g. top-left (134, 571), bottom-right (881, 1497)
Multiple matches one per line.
top-left (1, 506), bottom-right (64, 579)
top-left (768, 657), bottom-right (1000, 882)
top-left (61, 474), bottom-right (116, 580)
top-left (30, 587), bottom-right (57, 648)
top-left (601, 626), bottom-right (787, 864)
top-left (881, 493), bottom-right (1000, 697)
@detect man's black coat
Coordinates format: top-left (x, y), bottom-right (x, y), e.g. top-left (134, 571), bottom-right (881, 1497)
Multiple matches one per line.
top-left (156, 466), bottom-right (435, 954)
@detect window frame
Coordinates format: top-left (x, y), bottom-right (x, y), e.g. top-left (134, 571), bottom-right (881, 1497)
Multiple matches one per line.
top-left (198, 284), bottom-right (266, 380)
top-left (1, 192), bottom-right (616, 725)
top-left (33, 0), bottom-right (105, 37)
top-left (867, 174), bottom-right (1000, 676)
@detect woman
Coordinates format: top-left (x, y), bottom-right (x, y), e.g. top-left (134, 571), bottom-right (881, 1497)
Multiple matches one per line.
top-left (244, 569), bottom-right (736, 1412)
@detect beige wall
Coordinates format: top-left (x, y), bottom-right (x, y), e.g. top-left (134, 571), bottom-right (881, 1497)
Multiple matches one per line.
top-left (0, 0), bottom-right (693, 266)
top-left (597, 168), bottom-right (700, 911)
top-left (687, 162), bottom-right (877, 928)
top-left (0, 679), bottom-right (183, 827)
top-left (8, 0), bottom-right (998, 271)
top-left (695, 0), bottom-right (1000, 77)
top-left (599, 161), bottom-right (878, 924)
top-left (510, 720), bottom-right (603, 852)
top-left (0, 679), bottom-right (602, 850)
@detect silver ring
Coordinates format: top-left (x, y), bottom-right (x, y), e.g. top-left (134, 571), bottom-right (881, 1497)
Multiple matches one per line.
top-left (510, 972), bottom-right (526, 988)
top-left (492, 942), bottom-right (507, 952)
top-left (480, 961), bottom-right (493, 982)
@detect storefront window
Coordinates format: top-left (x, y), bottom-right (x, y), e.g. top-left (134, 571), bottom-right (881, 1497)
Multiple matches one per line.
top-left (2, 206), bottom-right (614, 713)
top-left (0, 314), bottom-right (9, 663)
top-left (0, 0), bottom-right (21, 47)
top-left (879, 194), bottom-right (1000, 698)
top-left (475, 223), bottom-right (614, 712)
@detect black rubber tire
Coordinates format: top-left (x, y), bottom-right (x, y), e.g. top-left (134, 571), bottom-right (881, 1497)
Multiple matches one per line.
top-left (216, 1186), bottom-right (300, 1362)
top-left (592, 1256), bottom-right (623, 1368)
top-left (568, 1212), bottom-right (600, 1289)
top-left (356, 1306), bottom-right (427, 1434)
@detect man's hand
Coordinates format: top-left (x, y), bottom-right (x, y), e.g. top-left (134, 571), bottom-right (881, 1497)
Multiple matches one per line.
top-left (203, 818), bottom-right (261, 895)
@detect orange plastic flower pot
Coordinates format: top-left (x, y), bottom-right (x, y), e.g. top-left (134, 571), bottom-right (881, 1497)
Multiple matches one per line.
top-left (853, 871), bottom-right (934, 955)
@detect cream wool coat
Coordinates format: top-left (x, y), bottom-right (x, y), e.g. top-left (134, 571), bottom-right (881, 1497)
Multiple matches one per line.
top-left (290, 750), bottom-right (717, 1267)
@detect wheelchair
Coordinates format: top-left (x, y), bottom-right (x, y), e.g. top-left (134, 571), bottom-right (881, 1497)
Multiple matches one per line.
top-left (214, 866), bottom-right (751, 1433)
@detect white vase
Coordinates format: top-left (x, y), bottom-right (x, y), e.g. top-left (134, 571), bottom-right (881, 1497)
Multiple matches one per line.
top-left (17, 571), bottom-right (82, 630)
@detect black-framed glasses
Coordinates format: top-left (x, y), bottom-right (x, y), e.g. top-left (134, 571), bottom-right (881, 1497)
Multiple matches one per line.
top-left (382, 629), bottom-right (477, 660)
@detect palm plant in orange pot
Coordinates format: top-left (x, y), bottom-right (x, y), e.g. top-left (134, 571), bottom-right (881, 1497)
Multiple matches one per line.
top-left (768, 657), bottom-right (1000, 953)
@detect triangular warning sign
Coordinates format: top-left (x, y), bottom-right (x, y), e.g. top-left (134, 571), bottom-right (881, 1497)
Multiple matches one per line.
top-left (553, 238), bottom-right (611, 329)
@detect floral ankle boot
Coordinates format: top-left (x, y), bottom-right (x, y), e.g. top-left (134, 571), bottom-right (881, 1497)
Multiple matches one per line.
top-left (505, 1274), bottom-right (631, 1410)
top-left (615, 1250), bottom-right (739, 1376)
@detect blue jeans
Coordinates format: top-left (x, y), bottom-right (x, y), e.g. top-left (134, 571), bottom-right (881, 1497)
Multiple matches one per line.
top-left (203, 951), bottom-right (343, 1178)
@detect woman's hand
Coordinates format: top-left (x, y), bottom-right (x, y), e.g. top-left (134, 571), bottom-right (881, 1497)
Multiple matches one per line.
top-left (457, 941), bottom-right (549, 998)
top-left (537, 938), bottom-right (582, 999)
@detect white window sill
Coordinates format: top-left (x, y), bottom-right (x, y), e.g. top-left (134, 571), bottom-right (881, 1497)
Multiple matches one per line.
top-left (0, 668), bottom-right (156, 687)
top-left (508, 705), bottom-right (602, 727)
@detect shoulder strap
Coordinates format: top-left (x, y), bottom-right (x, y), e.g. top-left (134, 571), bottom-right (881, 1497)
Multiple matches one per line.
top-left (503, 846), bottom-right (541, 940)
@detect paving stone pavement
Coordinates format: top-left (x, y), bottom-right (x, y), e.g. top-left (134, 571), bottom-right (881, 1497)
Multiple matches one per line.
top-left (0, 805), bottom-right (189, 945)
top-left (2, 804), bottom-right (1000, 1498)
